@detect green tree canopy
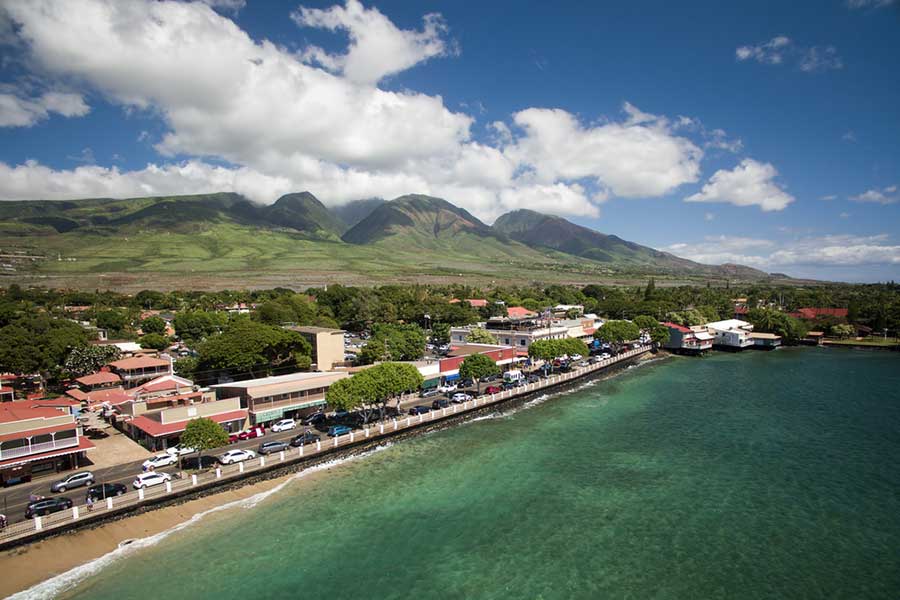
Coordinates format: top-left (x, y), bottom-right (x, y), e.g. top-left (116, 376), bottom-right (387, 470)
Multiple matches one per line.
top-left (746, 308), bottom-right (807, 344)
top-left (180, 417), bottom-right (230, 470)
top-left (173, 310), bottom-right (227, 343)
top-left (595, 320), bottom-right (641, 346)
top-left (466, 327), bottom-right (498, 345)
top-left (430, 322), bottom-right (451, 346)
top-left (140, 316), bottom-right (167, 335)
top-left (459, 353), bottom-right (500, 393)
top-left (326, 362), bottom-right (424, 422)
top-left (196, 319), bottom-right (312, 382)
top-left (139, 333), bottom-right (170, 351)
top-left (358, 323), bottom-right (426, 364)
top-left (0, 314), bottom-right (88, 378)
top-left (63, 344), bottom-right (122, 378)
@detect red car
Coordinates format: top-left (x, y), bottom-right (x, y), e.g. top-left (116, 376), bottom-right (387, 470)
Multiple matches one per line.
top-left (484, 385), bottom-right (502, 394)
top-left (229, 426), bottom-right (265, 444)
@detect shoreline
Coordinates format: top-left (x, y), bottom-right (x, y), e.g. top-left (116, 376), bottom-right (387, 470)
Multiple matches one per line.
top-left (0, 351), bottom-right (662, 599)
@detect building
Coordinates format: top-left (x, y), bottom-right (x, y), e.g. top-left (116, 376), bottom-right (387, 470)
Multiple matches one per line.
top-left (553, 304), bottom-right (584, 317)
top-left (801, 331), bottom-right (825, 346)
top-left (749, 332), bottom-right (782, 349)
top-left (286, 326), bottom-right (346, 371)
top-left (662, 322), bottom-right (713, 355)
top-left (211, 371), bottom-right (349, 426)
top-left (109, 356), bottom-right (173, 388)
top-left (0, 404), bottom-right (94, 485)
top-left (787, 307), bottom-right (849, 321)
top-left (438, 344), bottom-right (519, 382)
top-left (449, 298), bottom-right (488, 308)
top-left (705, 319), bottom-right (755, 350)
top-left (0, 386), bottom-right (14, 402)
top-left (74, 371), bottom-right (122, 391)
top-left (128, 397), bottom-right (247, 451)
top-left (451, 319), bottom-right (568, 355)
top-left (506, 306), bottom-right (538, 319)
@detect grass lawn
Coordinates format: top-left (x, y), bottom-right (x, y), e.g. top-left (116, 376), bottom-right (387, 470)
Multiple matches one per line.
top-left (824, 337), bottom-right (900, 347)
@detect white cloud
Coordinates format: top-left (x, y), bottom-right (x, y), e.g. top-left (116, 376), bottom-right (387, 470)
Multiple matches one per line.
top-left (799, 46), bottom-right (843, 72)
top-left (291, 0), bottom-right (453, 84)
top-left (850, 185), bottom-right (898, 204)
top-left (0, 91), bottom-right (88, 127)
top-left (842, 130), bottom-right (856, 142)
top-left (736, 36), bottom-right (791, 64)
top-left (820, 194), bottom-right (837, 201)
top-left (685, 159), bottom-right (795, 211)
top-left (665, 234), bottom-right (900, 270)
top-left (197, 0), bottom-right (245, 13)
top-left (704, 212), bottom-right (715, 221)
top-left (736, 36), bottom-right (842, 72)
top-left (846, 0), bottom-right (896, 8)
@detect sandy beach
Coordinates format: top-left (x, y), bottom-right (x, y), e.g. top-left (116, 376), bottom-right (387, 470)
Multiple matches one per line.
top-left (0, 468), bottom-right (324, 599)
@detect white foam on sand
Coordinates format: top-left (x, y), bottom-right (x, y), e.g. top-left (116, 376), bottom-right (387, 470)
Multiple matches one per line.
top-left (6, 443), bottom-right (393, 600)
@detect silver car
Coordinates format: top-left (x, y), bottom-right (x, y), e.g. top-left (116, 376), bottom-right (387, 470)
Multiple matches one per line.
top-left (50, 471), bottom-right (94, 493)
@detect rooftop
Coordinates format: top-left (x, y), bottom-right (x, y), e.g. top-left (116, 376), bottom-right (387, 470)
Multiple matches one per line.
top-left (75, 371), bottom-right (122, 386)
top-left (0, 404), bottom-right (67, 423)
top-left (110, 356), bottom-right (171, 370)
top-left (286, 325), bottom-right (345, 334)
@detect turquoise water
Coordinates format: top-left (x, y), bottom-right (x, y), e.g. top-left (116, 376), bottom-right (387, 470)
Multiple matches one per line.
top-left (50, 349), bottom-right (900, 599)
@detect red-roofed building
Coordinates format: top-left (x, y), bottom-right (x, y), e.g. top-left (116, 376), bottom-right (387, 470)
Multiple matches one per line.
top-left (127, 397), bottom-right (247, 451)
top-left (0, 404), bottom-right (94, 483)
top-left (109, 355), bottom-right (172, 388)
top-left (787, 307), bottom-right (849, 321)
top-left (74, 370), bottom-right (122, 391)
top-left (0, 386), bottom-right (14, 403)
top-left (507, 306), bottom-right (538, 319)
top-left (662, 322), bottom-right (713, 355)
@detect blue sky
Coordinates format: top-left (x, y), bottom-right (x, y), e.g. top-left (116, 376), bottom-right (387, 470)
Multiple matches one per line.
top-left (1, 0), bottom-right (898, 281)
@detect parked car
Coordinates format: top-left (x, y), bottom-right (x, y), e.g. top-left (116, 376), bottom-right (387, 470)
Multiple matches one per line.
top-left (570, 354), bottom-right (583, 361)
top-left (459, 378), bottom-right (475, 388)
top-left (327, 425), bottom-right (352, 437)
top-left (526, 374), bottom-right (541, 384)
top-left (578, 360), bottom-right (590, 367)
top-left (230, 426), bottom-right (265, 443)
top-left (408, 405), bottom-right (431, 415)
top-left (258, 440), bottom-right (289, 455)
top-left (290, 431), bottom-right (321, 446)
top-left (86, 483), bottom-right (127, 502)
top-left (270, 419), bottom-right (297, 433)
top-left (484, 385), bottom-right (502, 394)
top-left (420, 388), bottom-right (441, 399)
top-left (479, 374), bottom-right (499, 383)
top-left (218, 449), bottom-right (257, 465)
top-left (49, 471), bottom-right (94, 493)
top-left (302, 412), bottom-right (326, 426)
top-left (450, 393), bottom-right (472, 403)
top-left (25, 496), bottom-right (73, 518)
top-left (132, 471), bottom-right (172, 490)
top-left (432, 398), bottom-right (450, 409)
top-left (142, 453), bottom-right (177, 471)
top-left (437, 383), bottom-right (457, 393)
top-left (165, 444), bottom-right (197, 457)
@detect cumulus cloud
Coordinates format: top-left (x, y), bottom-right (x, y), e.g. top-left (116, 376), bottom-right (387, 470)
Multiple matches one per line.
top-left (291, 0), bottom-right (453, 84)
top-left (0, 0), bottom-right (763, 222)
top-left (665, 234), bottom-right (900, 270)
top-left (736, 36), bottom-right (842, 72)
top-left (850, 185), bottom-right (898, 205)
top-left (685, 159), bottom-right (795, 211)
top-left (0, 91), bottom-right (89, 127)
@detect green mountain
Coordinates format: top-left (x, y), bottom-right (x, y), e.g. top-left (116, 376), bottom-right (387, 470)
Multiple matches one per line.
top-left (493, 208), bottom-right (769, 277)
top-left (329, 198), bottom-right (385, 232)
top-left (261, 192), bottom-right (343, 240)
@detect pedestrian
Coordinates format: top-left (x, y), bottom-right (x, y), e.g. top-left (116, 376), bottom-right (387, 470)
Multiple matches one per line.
top-left (86, 496), bottom-right (94, 512)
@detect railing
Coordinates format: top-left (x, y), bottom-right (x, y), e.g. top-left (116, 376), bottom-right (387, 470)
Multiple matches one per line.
top-left (0, 437), bottom-right (79, 460)
top-left (0, 346), bottom-right (650, 546)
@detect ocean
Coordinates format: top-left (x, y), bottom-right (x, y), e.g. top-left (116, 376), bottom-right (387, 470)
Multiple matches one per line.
top-left (19, 348), bottom-right (900, 599)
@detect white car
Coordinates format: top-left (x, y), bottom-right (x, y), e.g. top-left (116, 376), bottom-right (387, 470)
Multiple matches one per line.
top-left (451, 392), bottom-right (473, 403)
top-left (570, 354), bottom-right (583, 361)
top-left (270, 418), bottom-right (296, 433)
top-left (165, 444), bottom-right (197, 457)
top-left (218, 449), bottom-right (257, 465)
top-left (142, 453), bottom-right (178, 471)
top-left (133, 471), bottom-right (172, 489)
top-left (438, 383), bottom-right (458, 393)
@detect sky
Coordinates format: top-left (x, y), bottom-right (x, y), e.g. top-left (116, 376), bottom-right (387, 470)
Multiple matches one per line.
top-left (0, 0), bottom-right (899, 282)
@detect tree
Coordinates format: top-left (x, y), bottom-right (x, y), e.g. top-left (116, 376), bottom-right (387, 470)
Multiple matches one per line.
top-left (430, 322), bottom-right (451, 346)
top-left (94, 309), bottom-right (130, 334)
top-left (173, 310), bottom-right (226, 343)
top-left (633, 315), bottom-right (669, 346)
top-left (831, 323), bottom-right (854, 339)
top-left (644, 278), bottom-right (656, 300)
top-left (0, 314), bottom-right (88, 379)
top-left (140, 316), bottom-right (167, 336)
top-left (466, 327), bottom-right (498, 345)
top-left (326, 363), bottom-right (423, 423)
top-left (63, 344), bottom-right (122, 378)
top-left (139, 333), bottom-right (169, 351)
top-left (195, 319), bottom-right (312, 383)
top-left (180, 417), bottom-right (230, 471)
top-left (459, 353), bottom-right (500, 394)
top-left (594, 320), bottom-right (641, 349)
top-left (358, 324), bottom-right (426, 364)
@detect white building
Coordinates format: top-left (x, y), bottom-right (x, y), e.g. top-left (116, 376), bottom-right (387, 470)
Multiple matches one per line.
top-left (704, 319), bottom-right (755, 350)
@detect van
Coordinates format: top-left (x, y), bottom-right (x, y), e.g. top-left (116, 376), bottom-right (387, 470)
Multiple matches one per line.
top-left (503, 369), bottom-right (524, 384)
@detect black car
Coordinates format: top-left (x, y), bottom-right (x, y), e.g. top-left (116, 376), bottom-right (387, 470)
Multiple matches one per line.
top-left (258, 440), bottom-right (289, 455)
top-left (408, 405), bottom-right (431, 415)
top-left (302, 412), bottom-right (326, 426)
top-left (86, 483), bottom-right (127, 502)
top-left (479, 374), bottom-right (498, 383)
top-left (432, 398), bottom-right (450, 410)
top-left (290, 432), bottom-right (321, 446)
top-left (459, 378), bottom-right (475, 388)
top-left (526, 374), bottom-right (541, 384)
top-left (25, 496), bottom-right (73, 518)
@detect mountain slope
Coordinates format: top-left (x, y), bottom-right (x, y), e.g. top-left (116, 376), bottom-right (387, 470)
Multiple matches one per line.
top-left (330, 198), bottom-right (385, 232)
top-left (261, 192), bottom-right (344, 240)
top-left (493, 209), bottom-right (769, 277)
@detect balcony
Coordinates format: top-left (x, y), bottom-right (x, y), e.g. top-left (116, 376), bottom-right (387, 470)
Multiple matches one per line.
top-left (0, 435), bottom-right (80, 460)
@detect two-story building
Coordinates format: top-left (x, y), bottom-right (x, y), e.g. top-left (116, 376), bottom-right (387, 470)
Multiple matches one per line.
top-left (211, 371), bottom-right (349, 426)
top-left (0, 404), bottom-right (94, 485)
top-left (73, 371), bottom-right (122, 392)
top-left (128, 396), bottom-right (248, 452)
top-left (285, 326), bottom-right (346, 371)
top-left (109, 356), bottom-right (173, 388)
top-left (662, 322), bottom-right (714, 355)
top-left (749, 332), bottom-right (782, 350)
top-left (705, 319), bottom-right (756, 350)
top-left (451, 317), bottom-right (568, 356)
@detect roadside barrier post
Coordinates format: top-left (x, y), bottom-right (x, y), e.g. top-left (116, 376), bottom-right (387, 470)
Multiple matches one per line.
top-left (393, 419), bottom-right (397, 431)
top-left (418, 413), bottom-right (423, 423)
top-left (350, 432), bottom-right (354, 442)
top-left (279, 451), bottom-right (285, 462)
top-left (364, 428), bottom-right (369, 438)
top-left (107, 497), bottom-right (113, 510)
top-left (333, 436), bottom-right (338, 448)
top-left (380, 423), bottom-right (384, 434)
top-left (34, 516), bottom-right (42, 531)
top-left (316, 440), bottom-right (321, 451)
top-left (165, 481), bottom-right (172, 493)
top-left (259, 457), bottom-right (265, 467)
top-left (216, 468), bottom-right (222, 479)
top-left (72, 506), bottom-right (79, 520)
top-left (191, 474), bottom-right (198, 486)
top-left (138, 489), bottom-right (145, 501)
top-left (299, 445), bottom-right (304, 456)
top-left (406, 417), bottom-right (411, 427)
top-left (239, 462), bottom-right (244, 473)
